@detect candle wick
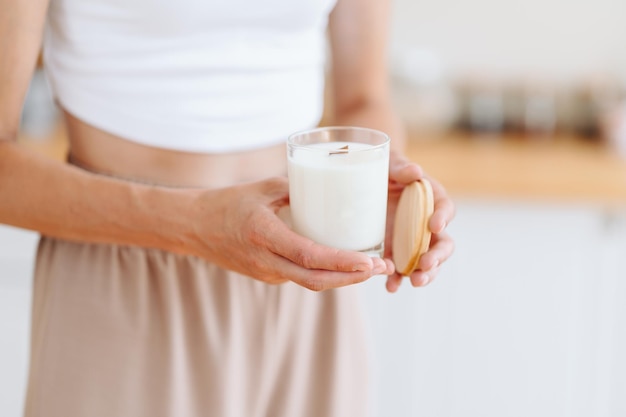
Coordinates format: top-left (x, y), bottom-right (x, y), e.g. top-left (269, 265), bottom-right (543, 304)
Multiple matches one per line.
top-left (329, 145), bottom-right (349, 155)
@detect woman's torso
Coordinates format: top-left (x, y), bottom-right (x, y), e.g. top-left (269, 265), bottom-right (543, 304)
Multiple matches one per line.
top-left (64, 111), bottom-right (288, 188)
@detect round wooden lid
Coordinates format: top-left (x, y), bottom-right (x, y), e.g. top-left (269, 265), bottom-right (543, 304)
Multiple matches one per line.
top-left (392, 179), bottom-right (435, 276)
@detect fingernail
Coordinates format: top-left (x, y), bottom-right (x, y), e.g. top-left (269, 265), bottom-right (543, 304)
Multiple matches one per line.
top-left (372, 258), bottom-right (387, 274)
top-left (353, 259), bottom-right (373, 272)
top-left (430, 259), bottom-right (439, 270)
top-left (412, 272), bottom-right (429, 287)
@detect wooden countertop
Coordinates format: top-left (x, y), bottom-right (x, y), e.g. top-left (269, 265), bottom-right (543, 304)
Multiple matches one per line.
top-left (17, 126), bottom-right (626, 206)
top-left (406, 131), bottom-right (626, 206)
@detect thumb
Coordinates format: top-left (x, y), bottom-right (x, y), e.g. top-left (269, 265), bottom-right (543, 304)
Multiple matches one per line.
top-left (260, 176), bottom-right (290, 202)
top-left (389, 159), bottom-right (423, 184)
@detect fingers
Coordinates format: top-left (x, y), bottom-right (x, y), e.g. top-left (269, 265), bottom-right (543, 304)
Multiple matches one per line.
top-left (275, 255), bottom-right (391, 292)
top-left (409, 266), bottom-right (439, 288)
top-left (274, 229), bottom-right (383, 273)
top-left (385, 274), bottom-right (403, 293)
top-left (407, 232), bottom-right (454, 287)
top-left (389, 153), bottom-right (423, 185)
top-left (384, 268), bottom-right (433, 292)
top-left (258, 177), bottom-right (384, 273)
top-left (253, 208), bottom-right (388, 274)
top-left (418, 232), bottom-right (454, 272)
top-left (384, 232), bottom-right (453, 292)
top-left (385, 264), bottom-right (436, 292)
top-left (388, 161), bottom-right (455, 235)
top-left (237, 177), bottom-right (396, 291)
top-left (427, 176), bottom-right (456, 234)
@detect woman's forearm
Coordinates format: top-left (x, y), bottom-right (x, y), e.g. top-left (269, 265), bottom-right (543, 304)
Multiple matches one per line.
top-left (0, 141), bottom-right (199, 254)
top-left (0, 0), bottom-right (50, 141)
top-left (327, 0), bottom-right (406, 154)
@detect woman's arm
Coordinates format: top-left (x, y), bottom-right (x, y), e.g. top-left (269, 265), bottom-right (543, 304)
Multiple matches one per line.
top-left (0, 0), bottom-right (49, 141)
top-left (0, 0), bottom-right (388, 290)
top-left (328, 0), bottom-right (455, 291)
top-left (327, 0), bottom-right (404, 147)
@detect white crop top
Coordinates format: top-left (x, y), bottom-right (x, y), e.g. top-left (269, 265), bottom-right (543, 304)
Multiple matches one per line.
top-left (43, 0), bottom-right (336, 153)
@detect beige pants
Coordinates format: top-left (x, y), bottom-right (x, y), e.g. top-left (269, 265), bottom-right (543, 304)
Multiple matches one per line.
top-left (25, 237), bottom-right (369, 417)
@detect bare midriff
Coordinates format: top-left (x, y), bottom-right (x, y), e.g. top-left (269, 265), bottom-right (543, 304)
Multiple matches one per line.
top-left (63, 111), bottom-right (288, 188)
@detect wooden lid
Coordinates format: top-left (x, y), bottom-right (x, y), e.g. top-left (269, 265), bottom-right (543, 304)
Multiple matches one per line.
top-left (392, 179), bottom-right (435, 276)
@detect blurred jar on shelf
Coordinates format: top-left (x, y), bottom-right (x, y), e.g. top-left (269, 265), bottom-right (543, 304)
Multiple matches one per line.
top-left (520, 79), bottom-right (557, 137)
top-left (501, 78), bottom-right (557, 138)
top-left (390, 47), bottom-right (459, 138)
top-left (456, 74), bottom-right (506, 136)
top-left (600, 99), bottom-right (626, 157)
top-left (589, 74), bottom-right (626, 155)
top-left (560, 73), bottom-right (623, 140)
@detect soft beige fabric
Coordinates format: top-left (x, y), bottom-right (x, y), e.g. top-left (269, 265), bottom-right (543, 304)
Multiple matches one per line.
top-left (25, 237), bottom-right (369, 417)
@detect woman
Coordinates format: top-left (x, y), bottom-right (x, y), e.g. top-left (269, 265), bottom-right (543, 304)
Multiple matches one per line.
top-left (0, 0), bottom-right (455, 416)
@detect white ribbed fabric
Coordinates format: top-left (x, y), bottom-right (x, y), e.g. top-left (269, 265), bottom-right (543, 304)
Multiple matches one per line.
top-left (43, 0), bottom-right (336, 153)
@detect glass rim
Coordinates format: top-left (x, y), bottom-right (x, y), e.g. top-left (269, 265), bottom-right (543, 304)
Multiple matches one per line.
top-left (287, 126), bottom-right (390, 153)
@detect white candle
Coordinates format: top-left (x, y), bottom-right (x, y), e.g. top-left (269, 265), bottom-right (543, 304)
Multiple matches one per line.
top-left (288, 141), bottom-right (389, 253)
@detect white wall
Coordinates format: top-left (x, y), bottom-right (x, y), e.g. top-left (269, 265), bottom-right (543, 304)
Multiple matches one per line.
top-left (0, 226), bottom-right (37, 417)
top-left (390, 0), bottom-right (626, 82)
top-left (361, 200), bottom-right (626, 417)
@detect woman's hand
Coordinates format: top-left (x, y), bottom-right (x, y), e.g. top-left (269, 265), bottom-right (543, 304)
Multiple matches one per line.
top-left (384, 151), bottom-right (455, 292)
top-left (190, 177), bottom-right (393, 291)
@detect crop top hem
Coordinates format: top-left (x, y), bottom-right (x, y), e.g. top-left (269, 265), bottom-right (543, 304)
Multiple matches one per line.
top-left (49, 75), bottom-right (322, 154)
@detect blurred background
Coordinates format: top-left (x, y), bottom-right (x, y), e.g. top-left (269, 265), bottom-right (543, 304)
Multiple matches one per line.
top-left (2, 0), bottom-right (626, 416)
top-left (389, 0), bottom-right (626, 143)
